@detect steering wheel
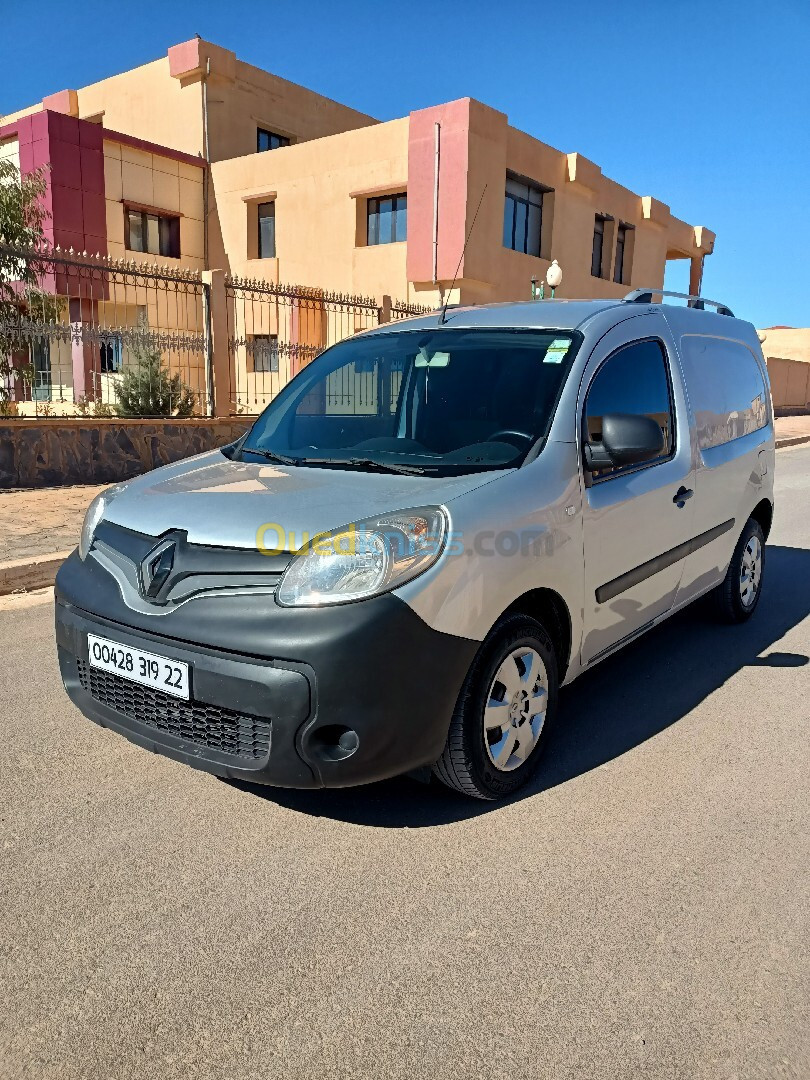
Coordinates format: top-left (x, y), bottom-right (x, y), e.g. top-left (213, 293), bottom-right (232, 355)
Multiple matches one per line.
top-left (488, 429), bottom-right (535, 449)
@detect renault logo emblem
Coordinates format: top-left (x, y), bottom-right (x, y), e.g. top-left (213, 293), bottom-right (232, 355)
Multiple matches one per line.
top-left (140, 539), bottom-right (176, 600)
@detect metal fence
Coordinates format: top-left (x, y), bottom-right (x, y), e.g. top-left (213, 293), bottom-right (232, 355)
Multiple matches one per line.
top-left (224, 276), bottom-right (431, 415)
top-left (0, 243), bottom-right (434, 419)
top-left (0, 245), bottom-right (209, 418)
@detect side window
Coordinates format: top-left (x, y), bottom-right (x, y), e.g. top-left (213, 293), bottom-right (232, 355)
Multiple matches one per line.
top-left (678, 335), bottom-right (768, 450)
top-left (584, 339), bottom-right (674, 477)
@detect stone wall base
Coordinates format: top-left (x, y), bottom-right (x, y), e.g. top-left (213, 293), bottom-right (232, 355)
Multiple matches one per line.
top-left (0, 419), bottom-right (252, 489)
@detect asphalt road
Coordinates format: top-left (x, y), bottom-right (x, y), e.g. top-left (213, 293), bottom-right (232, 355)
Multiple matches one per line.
top-left (2, 447), bottom-right (809, 1080)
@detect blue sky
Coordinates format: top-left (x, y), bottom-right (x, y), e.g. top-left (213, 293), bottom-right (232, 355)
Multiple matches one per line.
top-left (1, 0), bottom-right (807, 328)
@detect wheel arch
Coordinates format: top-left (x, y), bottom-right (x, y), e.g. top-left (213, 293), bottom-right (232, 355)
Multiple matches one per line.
top-left (750, 498), bottom-right (773, 540)
top-left (501, 588), bottom-right (573, 681)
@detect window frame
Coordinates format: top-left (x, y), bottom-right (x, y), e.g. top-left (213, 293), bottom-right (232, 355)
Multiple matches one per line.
top-left (613, 222), bottom-right (629, 284)
top-left (581, 336), bottom-right (677, 485)
top-left (503, 175), bottom-right (548, 257)
top-left (249, 333), bottom-right (280, 374)
top-left (591, 215), bottom-right (608, 278)
top-left (99, 334), bottom-right (123, 374)
top-left (124, 207), bottom-right (180, 258)
top-left (30, 338), bottom-right (52, 402)
top-left (366, 193), bottom-right (407, 246)
top-left (257, 201), bottom-right (276, 259)
top-left (256, 128), bottom-right (291, 153)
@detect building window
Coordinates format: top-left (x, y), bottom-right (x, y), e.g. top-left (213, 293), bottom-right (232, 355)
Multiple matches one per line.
top-left (258, 202), bottom-right (276, 259)
top-left (503, 176), bottom-right (545, 257)
top-left (367, 194), bottom-right (407, 245)
top-left (591, 215), bottom-right (607, 278)
top-left (613, 223), bottom-right (631, 284)
top-left (249, 334), bottom-right (279, 373)
top-left (125, 208), bottom-right (180, 258)
top-left (99, 335), bottom-right (123, 373)
top-left (31, 338), bottom-right (51, 402)
top-left (257, 128), bottom-right (290, 153)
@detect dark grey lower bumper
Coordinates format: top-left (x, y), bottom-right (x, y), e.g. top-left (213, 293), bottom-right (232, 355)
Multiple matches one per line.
top-left (54, 553), bottom-right (478, 789)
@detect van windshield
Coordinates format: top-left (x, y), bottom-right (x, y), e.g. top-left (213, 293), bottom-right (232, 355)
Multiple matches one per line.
top-left (239, 328), bottom-right (580, 476)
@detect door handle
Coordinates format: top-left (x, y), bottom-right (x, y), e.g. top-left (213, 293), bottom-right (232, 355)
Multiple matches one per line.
top-left (673, 486), bottom-right (693, 508)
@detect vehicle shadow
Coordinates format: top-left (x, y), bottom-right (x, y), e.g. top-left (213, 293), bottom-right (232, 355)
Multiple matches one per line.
top-left (227, 544), bottom-right (810, 828)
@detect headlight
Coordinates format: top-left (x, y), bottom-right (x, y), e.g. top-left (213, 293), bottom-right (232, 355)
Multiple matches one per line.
top-left (78, 485), bottom-right (124, 560)
top-left (277, 506), bottom-right (447, 607)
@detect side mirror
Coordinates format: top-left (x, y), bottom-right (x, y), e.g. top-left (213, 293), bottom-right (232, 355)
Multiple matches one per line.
top-left (584, 413), bottom-right (665, 471)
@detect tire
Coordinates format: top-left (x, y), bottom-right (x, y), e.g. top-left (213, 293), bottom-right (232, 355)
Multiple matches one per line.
top-left (713, 517), bottom-right (765, 623)
top-left (433, 614), bottom-right (558, 800)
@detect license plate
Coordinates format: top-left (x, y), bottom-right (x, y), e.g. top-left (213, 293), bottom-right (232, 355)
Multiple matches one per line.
top-left (87, 634), bottom-right (190, 700)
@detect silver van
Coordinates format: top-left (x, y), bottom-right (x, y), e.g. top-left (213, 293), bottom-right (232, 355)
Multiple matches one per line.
top-left (55, 291), bottom-right (775, 800)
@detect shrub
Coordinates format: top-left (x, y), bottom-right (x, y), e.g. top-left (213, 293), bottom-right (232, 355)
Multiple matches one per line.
top-left (114, 346), bottom-right (196, 418)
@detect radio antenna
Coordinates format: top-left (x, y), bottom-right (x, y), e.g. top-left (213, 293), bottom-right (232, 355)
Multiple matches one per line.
top-left (438, 184), bottom-right (487, 325)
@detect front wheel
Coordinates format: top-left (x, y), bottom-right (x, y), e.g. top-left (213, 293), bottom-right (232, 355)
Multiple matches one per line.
top-left (713, 517), bottom-right (765, 623)
top-left (433, 614), bottom-right (558, 800)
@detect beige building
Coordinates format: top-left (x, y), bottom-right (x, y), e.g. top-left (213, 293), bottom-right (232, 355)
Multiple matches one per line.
top-left (2, 36), bottom-right (716, 415)
top-left (760, 328), bottom-right (810, 413)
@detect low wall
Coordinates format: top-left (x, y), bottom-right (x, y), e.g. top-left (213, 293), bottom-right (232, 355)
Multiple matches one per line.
top-left (0, 419), bottom-right (252, 489)
top-left (766, 356), bottom-right (810, 413)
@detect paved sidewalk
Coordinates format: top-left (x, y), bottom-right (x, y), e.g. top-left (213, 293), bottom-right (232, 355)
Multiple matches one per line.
top-left (0, 414), bottom-right (808, 594)
top-left (773, 412), bottom-right (810, 446)
top-left (0, 485), bottom-right (109, 564)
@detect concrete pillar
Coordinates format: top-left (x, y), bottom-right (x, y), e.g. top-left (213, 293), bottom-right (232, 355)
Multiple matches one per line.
top-left (69, 297), bottom-right (99, 402)
top-left (689, 256), bottom-right (704, 298)
top-left (202, 269), bottom-right (230, 418)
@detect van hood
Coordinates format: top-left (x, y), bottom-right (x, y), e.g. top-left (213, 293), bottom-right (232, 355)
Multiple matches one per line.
top-left (104, 450), bottom-right (503, 549)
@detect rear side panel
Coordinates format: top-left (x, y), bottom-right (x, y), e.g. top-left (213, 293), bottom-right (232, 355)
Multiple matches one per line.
top-left (666, 316), bottom-right (775, 606)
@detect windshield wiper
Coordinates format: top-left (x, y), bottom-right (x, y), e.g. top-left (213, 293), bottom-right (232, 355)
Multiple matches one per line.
top-left (242, 447), bottom-right (300, 467)
top-left (298, 456), bottom-right (431, 476)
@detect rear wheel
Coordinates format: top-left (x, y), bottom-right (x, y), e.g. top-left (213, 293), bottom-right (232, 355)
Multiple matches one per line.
top-left (714, 517), bottom-right (765, 623)
top-left (433, 614), bottom-right (558, 800)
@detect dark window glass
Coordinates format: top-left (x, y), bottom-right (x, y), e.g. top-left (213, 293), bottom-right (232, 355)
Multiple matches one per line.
top-left (99, 336), bottom-right (123, 373)
top-left (591, 216), bottom-right (605, 278)
top-left (503, 176), bottom-right (545, 255)
top-left (585, 339), bottom-right (674, 474)
top-left (367, 193), bottom-right (407, 245)
top-left (503, 194), bottom-right (515, 247)
top-left (126, 209), bottom-right (143, 253)
top-left (125, 208), bottom-right (179, 257)
top-left (614, 224), bottom-right (627, 284)
top-left (31, 338), bottom-right (51, 401)
top-left (250, 334), bottom-right (279, 373)
top-left (394, 195), bottom-right (407, 242)
top-left (258, 202), bottom-right (276, 258)
top-left (241, 329), bottom-right (580, 476)
top-left (257, 128), bottom-right (290, 153)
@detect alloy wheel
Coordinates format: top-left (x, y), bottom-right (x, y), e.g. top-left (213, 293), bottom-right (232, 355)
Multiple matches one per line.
top-left (483, 646), bottom-right (548, 772)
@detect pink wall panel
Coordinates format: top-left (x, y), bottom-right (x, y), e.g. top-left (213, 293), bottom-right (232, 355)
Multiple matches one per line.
top-left (406, 99), bottom-right (471, 285)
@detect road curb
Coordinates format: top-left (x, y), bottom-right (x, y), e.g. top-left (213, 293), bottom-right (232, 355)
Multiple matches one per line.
top-left (0, 549), bottom-right (72, 597)
top-left (776, 434), bottom-right (810, 450)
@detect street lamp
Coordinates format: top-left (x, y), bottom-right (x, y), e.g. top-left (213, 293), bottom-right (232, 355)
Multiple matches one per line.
top-left (546, 259), bottom-right (562, 298)
top-left (531, 260), bottom-right (563, 300)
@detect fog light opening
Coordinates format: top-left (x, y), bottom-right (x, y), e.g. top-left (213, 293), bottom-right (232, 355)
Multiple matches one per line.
top-left (310, 725), bottom-right (360, 762)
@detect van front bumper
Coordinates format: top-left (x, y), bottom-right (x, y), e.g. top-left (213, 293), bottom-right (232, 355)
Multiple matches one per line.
top-left (54, 552), bottom-right (478, 789)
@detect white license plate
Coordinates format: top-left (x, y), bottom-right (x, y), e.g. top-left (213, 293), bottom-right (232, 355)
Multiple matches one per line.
top-left (87, 634), bottom-right (190, 700)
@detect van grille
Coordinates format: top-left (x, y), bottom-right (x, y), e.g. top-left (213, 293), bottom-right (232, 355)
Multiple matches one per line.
top-left (77, 660), bottom-right (271, 760)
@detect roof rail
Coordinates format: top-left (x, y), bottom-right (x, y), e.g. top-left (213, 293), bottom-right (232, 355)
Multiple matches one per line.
top-left (624, 288), bottom-right (735, 318)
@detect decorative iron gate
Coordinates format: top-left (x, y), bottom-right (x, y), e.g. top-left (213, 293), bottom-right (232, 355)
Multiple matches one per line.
top-left (0, 245), bottom-right (210, 417)
top-left (224, 275), bottom-right (432, 415)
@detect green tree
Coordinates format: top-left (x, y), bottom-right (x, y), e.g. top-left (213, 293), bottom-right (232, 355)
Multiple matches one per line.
top-left (114, 332), bottom-right (196, 418)
top-left (0, 159), bottom-right (49, 404)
